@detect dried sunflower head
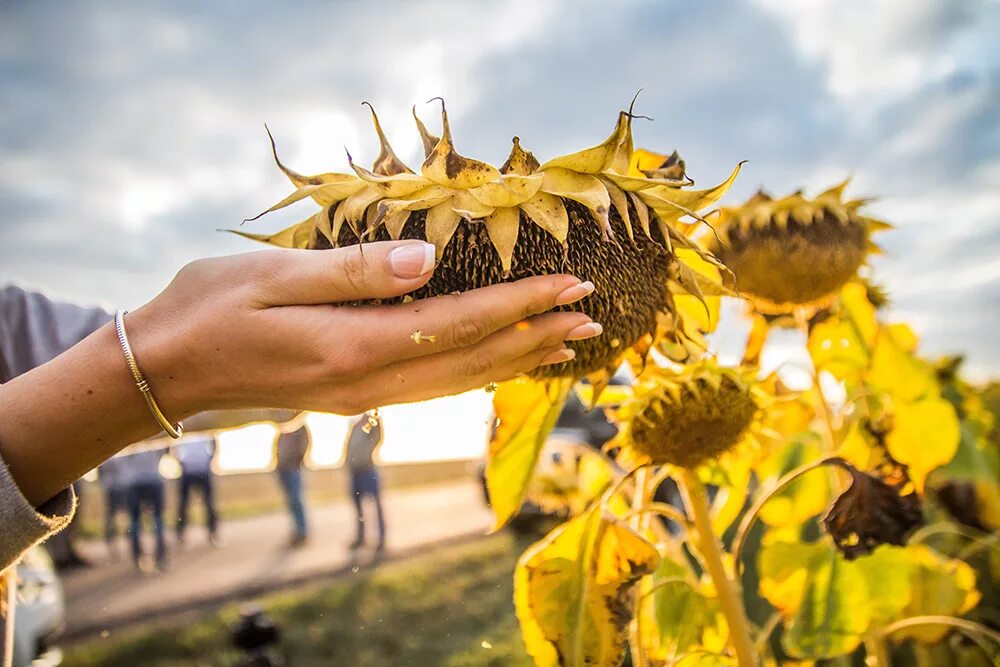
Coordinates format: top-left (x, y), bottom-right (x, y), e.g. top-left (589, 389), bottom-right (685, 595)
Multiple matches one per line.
top-left (614, 362), bottom-right (760, 469)
top-left (707, 183), bottom-right (890, 313)
top-left (238, 100), bottom-right (743, 387)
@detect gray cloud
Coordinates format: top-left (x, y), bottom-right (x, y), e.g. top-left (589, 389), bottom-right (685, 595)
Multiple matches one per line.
top-left (1, 0), bottom-right (998, 377)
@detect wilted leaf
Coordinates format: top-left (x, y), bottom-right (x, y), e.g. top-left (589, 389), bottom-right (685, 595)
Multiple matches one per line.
top-left (759, 540), bottom-right (870, 660)
top-left (851, 545), bottom-right (916, 623)
top-left (486, 378), bottom-right (572, 529)
top-left (894, 545), bottom-right (981, 644)
top-left (514, 506), bottom-right (659, 667)
top-left (822, 461), bottom-right (924, 560)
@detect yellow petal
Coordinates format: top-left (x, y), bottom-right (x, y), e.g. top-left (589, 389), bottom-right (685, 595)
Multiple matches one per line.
top-left (468, 173), bottom-right (543, 208)
top-left (348, 151), bottom-right (431, 198)
top-left (342, 186), bottom-right (384, 231)
top-left (601, 177), bottom-right (632, 240)
top-left (484, 206), bottom-right (521, 274)
top-left (412, 105), bottom-right (440, 158)
top-left (421, 98), bottom-right (501, 189)
top-left (244, 180), bottom-right (364, 222)
top-left (627, 191), bottom-right (652, 238)
top-left (628, 148), bottom-right (670, 179)
top-left (264, 125), bottom-right (356, 196)
top-left (638, 161), bottom-right (744, 222)
top-left (424, 199), bottom-right (462, 259)
top-left (500, 136), bottom-right (540, 175)
top-left (225, 219), bottom-right (313, 249)
top-left (538, 111), bottom-right (629, 174)
top-left (451, 190), bottom-right (495, 220)
top-left (382, 210), bottom-right (410, 240)
top-left (540, 167), bottom-right (611, 237)
top-left (372, 187), bottom-right (453, 229)
top-left (362, 101), bottom-right (413, 176)
top-left (519, 192), bottom-right (569, 246)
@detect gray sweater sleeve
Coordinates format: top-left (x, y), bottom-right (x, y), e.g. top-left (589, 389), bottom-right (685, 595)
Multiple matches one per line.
top-left (0, 455), bottom-right (76, 573)
top-left (0, 285), bottom-right (108, 572)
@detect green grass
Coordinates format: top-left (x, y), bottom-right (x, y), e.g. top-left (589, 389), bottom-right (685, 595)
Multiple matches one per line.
top-left (62, 533), bottom-right (535, 667)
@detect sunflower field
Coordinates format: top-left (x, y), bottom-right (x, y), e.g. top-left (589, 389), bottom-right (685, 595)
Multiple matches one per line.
top-left (245, 99), bottom-right (1000, 666)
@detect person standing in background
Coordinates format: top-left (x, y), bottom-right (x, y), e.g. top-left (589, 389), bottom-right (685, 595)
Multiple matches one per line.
top-left (174, 434), bottom-right (219, 546)
top-left (275, 423), bottom-right (310, 548)
top-left (345, 413), bottom-right (386, 553)
top-left (98, 456), bottom-right (130, 560)
top-left (123, 447), bottom-right (167, 572)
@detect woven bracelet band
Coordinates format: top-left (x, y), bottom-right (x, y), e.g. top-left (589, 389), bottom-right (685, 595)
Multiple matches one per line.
top-left (114, 309), bottom-right (183, 439)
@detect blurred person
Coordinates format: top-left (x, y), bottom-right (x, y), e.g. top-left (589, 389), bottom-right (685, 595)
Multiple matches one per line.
top-left (174, 433), bottom-right (219, 546)
top-left (98, 456), bottom-right (130, 560)
top-left (344, 413), bottom-right (386, 552)
top-left (275, 423), bottom-right (310, 548)
top-left (0, 241), bottom-right (598, 661)
top-left (123, 447), bottom-right (168, 572)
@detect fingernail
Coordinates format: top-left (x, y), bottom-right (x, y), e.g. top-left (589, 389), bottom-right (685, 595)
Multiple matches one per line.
top-left (555, 280), bottom-right (595, 306)
top-left (540, 347), bottom-right (576, 366)
top-left (389, 242), bottom-right (435, 278)
top-left (565, 322), bottom-right (603, 341)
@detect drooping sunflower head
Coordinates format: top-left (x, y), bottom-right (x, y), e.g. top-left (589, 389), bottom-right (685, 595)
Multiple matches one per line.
top-left (707, 182), bottom-right (890, 313)
top-left (238, 100), bottom-right (744, 387)
top-left (615, 361), bottom-right (760, 469)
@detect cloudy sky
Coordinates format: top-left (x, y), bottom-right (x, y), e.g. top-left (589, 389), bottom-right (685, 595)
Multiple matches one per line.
top-left (2, 0), bottom-right (999, 379)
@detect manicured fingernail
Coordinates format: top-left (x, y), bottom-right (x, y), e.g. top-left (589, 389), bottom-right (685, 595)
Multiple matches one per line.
top-left (565, 322), bottom-right (603, 341)
top-left (540, 347), bottom-right (576, 366)
top-left (389, 242), bottom-right (436, 278)
top-left (555, 280), bottom-right (595, 306)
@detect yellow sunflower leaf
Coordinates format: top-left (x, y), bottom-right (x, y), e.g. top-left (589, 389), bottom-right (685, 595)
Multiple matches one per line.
top-left (886, 395), bottom-right (960, 492)
top-left (759, 540), bottom-right (871, 660)
top-left (421, 99), bottom-right (501, 189)
top-left (486, 378), bottom-right (572, 529)
top-left (501, 136), bottom-right (541, 176)
top-left (484, 207), bottom-right (521, 274)
top-left (893, 545), bottom-right (981, 643)
top-left (868, 325), bottom-right (933, 402)
top-left (514, 506), bottom-right (659, 667)
top-left (538, 111), bottom-right (629, 174)
top-left (808, 319), bottom-right (869, 383)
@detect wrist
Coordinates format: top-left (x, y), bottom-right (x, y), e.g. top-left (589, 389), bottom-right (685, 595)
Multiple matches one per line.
top-left (124, 300), bottom-right (210, 421)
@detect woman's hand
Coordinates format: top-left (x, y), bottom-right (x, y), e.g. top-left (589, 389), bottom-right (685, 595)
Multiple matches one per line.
top-left (128, 240), bottom-right (601, 418)
top-left (0, 240), bottom-right (601, 506)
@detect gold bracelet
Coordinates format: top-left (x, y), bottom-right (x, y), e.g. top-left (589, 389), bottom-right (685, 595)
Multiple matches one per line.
top-left (114, 309), bottom-right (183, 439)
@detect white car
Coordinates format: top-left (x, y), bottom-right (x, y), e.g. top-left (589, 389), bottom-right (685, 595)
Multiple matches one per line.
top-left (12, 546), bottom-right (64, 667)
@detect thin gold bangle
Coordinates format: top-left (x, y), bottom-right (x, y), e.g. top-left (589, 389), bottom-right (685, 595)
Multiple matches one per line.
top-left (114, 309), bottom-right (183, 439)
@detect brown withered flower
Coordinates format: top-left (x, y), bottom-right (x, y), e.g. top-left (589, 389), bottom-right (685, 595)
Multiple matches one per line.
top-left (822, 458), bottom-right (924, 560)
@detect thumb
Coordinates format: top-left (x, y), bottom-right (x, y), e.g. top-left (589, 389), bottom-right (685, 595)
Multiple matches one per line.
top-left (260, 240), bottom-right (436, 305)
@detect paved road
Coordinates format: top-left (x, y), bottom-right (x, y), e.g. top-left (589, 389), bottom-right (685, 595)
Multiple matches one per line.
top-left (60, 478), bottom-right (493, 640)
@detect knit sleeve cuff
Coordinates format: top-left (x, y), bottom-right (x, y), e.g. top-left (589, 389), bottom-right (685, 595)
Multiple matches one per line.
top-left (0, 455), bottom-right (76, 572)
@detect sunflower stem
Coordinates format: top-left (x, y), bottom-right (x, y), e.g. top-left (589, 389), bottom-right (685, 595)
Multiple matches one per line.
top-left (629, 467), bottom-right (652, 667)
top-left (730, 455), bottom-right (847, 567)
top-left (864, 630), bottom-right (891, 667)
top-left (679, 468), bottom-right (757, 667)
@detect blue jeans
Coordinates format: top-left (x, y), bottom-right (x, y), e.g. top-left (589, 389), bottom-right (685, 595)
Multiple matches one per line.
top-left (176, 472), bottom-right (218, 536)
top-left (128, 481), bottom-right (166, 566)
top-left (277, 468), bottom-right (307, 537)
top-left (350, 468), bottom-right (385, 545)
top-left (104, 488), bottom-right (129, 543)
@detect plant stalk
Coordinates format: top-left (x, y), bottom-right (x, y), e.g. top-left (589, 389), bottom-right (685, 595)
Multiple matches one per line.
top-left (679, 468), bottom-right (757, 667)
top-left (629, 467), bottom-right (652, 667)
top-left (864, 630), bottom-right (890, 667)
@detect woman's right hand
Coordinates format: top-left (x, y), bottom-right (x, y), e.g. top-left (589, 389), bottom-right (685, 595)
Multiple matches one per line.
top-left (128, 240), bottom-right (602, 419)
